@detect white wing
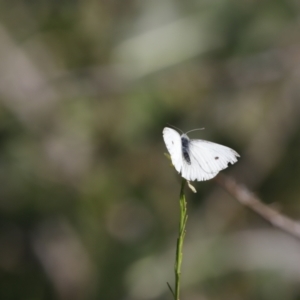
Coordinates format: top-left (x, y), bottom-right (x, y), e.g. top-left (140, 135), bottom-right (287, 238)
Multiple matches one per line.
top-left (163, 127), bottom-right (183, 173)
top-left (181, 140), bottom-right (240, 181)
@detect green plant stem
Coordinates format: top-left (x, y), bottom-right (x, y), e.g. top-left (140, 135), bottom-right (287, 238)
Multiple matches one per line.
top-left (174, 179), bottom-right (188, 300)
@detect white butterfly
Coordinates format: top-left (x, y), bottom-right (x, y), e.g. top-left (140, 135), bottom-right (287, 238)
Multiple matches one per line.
top-left (163, 127), bottom-right (240, 181)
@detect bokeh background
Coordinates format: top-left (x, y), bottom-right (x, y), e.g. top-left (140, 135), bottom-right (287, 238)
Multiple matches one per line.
top-left (1, 1), bottom-right (300, 299)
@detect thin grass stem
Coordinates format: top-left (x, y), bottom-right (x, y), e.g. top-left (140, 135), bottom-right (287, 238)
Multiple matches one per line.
top-left (173, 179), bottom-right (188, 300)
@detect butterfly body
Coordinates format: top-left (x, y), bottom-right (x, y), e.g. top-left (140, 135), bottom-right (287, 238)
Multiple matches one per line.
top-left (181, 135), bottom-right (191, 164)
top-left (163, 127), bottom-right (240, 181)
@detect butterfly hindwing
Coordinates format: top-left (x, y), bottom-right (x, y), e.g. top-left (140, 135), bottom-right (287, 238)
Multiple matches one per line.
top-left (181, 148), bottom-right (219, 181)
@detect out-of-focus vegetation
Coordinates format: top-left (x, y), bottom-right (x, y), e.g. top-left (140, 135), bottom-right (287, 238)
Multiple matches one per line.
top-left (1, 1), bottom-right (300, 299)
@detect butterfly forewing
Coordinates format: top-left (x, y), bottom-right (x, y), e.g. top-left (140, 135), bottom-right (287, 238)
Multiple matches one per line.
top-left (163, 127), bottom-right (183, 173)
top-left (187, 140), bottom-right (239, 180)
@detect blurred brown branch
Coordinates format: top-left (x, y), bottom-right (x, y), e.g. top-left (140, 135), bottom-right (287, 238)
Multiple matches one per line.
top-left (215, 174), bottom-right (300, 240)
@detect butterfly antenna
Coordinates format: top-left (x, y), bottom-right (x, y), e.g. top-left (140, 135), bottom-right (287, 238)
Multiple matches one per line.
top-left (166, 123), bottom-right (184, 134)
top-left (185, 128), bottom-right (205, 135)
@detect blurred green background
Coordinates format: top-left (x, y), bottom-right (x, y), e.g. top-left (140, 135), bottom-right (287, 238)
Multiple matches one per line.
top-left (1, 0), bottom-right (300, 299)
